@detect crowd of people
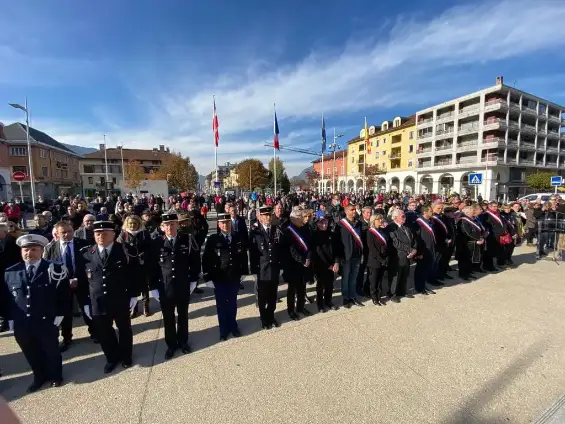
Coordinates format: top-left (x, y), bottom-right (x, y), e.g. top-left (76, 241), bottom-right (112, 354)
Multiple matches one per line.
top-left (0, 189), bottom-right (564, 394)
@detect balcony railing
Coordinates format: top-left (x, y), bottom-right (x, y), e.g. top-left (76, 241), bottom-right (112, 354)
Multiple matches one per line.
top-left (509, 102), bottom-right (521, 111)
top-left (522, 106), bottom-right (537, 115)
top-left (538, 128), bottom-right (547, 135)
top-left (434, 160), bottom-right (453, 167)
top-left (508, 120), bottom-right (520, 129)
top-left (435, 144), bottom-right (453, 151)
top-left (546, 145), bottom-right (559, 153)
top-left (547, 131), bottom-right (560, 139)
top-left (458, 105), bottom-right (480, 116)
top-left (417, 117), bottom-right (433, 125)
top-left (483, 118), bottom-right (507, 130)
top-left (507, 139), bottom-right (519, 148)
top-left (519, 159), bottom-right (535, 165)
top-left (417, 148), bottom-right (433, 155)
top-left (520, 142), bottom-right (536, 150)
top-left (485, 99), bottom-right (507, 107)
top-left (506, 158), bottom-right (517, 164)
top-left (390, 153), bottom-right (401, 159)
top-left (437, 111), bottom-right (454, 121)
top-left (522, 123), bottom-right (537, 132)
top-left (481, 155), bottom-right (499, 163)
top-left (418, 132), bottom-right (433, 139)
top-left (482, 137), bottom-right (503, 145)
top-left (546, 162), bottom-right (559, 168)
top-left (549, 114), bottom-right (561, 122)
top-left (456, 141), bottom-right (478, 151)
top-left (458, 123), bottom-right (480, 134)
top-left (417, 162), bottom-right (432, 168)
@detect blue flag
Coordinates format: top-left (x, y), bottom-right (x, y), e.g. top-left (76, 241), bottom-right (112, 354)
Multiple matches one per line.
top-left (321, 114), bottom-right (326, 153)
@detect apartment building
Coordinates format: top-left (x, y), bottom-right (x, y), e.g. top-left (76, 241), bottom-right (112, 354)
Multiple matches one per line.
top-left (312, 150), bottom-right (347, 192)
top-left (415, 76), bottom-right (565, 199)
top-left (205, 162), bottom-right (237, 192)
top-left (0, 139), bottom-right (11, 202)
top-left (346, 116), bottom-right (417, 193)
top-left (2, 123), bottom-right (81, 200)
top-left (223, 166), bottom-right (239, 189)
top-left (80, 145), bottom-right (173, 197)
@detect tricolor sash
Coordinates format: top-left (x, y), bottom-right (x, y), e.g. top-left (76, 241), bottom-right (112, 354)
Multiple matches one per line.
top-left (486, 210), bottom-right (503, 227)
top-left (432, 215), bottom-right (448, 233)
top-left (369, 227), bottom-right (387, 247)
top-left (416, 217), bottom-right (436, 243)
top-left (340, 218), bottom-right (363, 248)
top-left (288, 226), bottom-right (308, 252)
top-left (461, 216), bottom-right (481, 231)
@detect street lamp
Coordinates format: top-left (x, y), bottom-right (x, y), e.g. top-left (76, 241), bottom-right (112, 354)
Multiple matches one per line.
top-left (9, 99), bottom-right (36, 211)
top-left (330, 129), bottom-right (344, 193)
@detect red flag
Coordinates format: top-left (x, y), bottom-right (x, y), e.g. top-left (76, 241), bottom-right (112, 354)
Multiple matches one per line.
top-left (213, 99), bottom-right (219, 147)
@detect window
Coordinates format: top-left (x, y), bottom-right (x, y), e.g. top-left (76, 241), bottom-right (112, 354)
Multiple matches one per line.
top-left (351, 157), bottom-right (354, 163)
top-left (100, 177), bottom-right (106, 184)
top-left (409, 131), bottom-right (414, 140)
top-left (40, 148), bottom-right (47, 158)
top-left (42, 166), bottom-right (48, 177)
top-left (375, 152), bottom-right (380, 158)
top-left (326, 168), bottom-right (330, 174)
top-left (409, 145), bottom-right (414, 153)
top-left (112, 177), bottom-right (117, 183)
top-left (88, 177), bottom-right (93, 184)
top-left (61, 170), bottom-right (68, 179)
top-left (375, 140), bottom-right (379, 147)
top-left (10, 147), bottom-right (26, 156)
top-left (341, 166), bottom-right (344, 174)
top-left (359, 144), bottom-right (365, 152)
top-left (55, 169), bottom-right (61, 178)
top-left (74, 172), bottom-right (78, 180)
top-left (12, 166), bottom-right (26, 174)
top-left (408, 160), bottom-right (413, 167)
top-left (381, 162), bottom-right (385, 169)
top-left (383, 138), bottom-right (386, 144)
top-left (382, 151), bottom-right (387, 156)
top-left (83, 165), bottom-right (95, 173)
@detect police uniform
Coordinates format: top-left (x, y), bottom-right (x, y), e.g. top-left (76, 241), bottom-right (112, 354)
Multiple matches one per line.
top-left (248, 207), bottom-right (282, 329)
top-left (149, 213), bottom-right (201, 358)
top-left (76, 221), bottom-right (138, 373)
top-left (4, 234), bottom-right (71, 392)
top-left (202, 213), bottom-right (243, 340)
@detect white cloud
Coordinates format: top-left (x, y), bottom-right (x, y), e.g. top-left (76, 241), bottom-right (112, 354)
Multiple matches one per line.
top-left (4, 0), bottom-right (565, 178)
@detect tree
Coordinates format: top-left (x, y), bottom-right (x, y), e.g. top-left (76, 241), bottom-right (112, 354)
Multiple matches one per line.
top-left (305, 169), bottom-right (320, 189)
top-left (148, 152), bottom-right (198, 191)
top-left (267, 157), bottom-right (290, 192)
top-left (525, 171), bottom-right (556, 191)
top-left (268, 157), bottom-right (286, 183)
top-left (365, 164), bottom-right (382, 190)
top-left (123, 160), bottom-right (144, 191)
top-left (234, 159), bottom-right (269, 191)
top-left (280, 173), bottom-right (291, 193)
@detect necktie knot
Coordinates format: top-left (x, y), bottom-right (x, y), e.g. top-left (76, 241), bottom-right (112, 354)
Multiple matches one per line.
top-left (27, 265), bottom-right (35, 280)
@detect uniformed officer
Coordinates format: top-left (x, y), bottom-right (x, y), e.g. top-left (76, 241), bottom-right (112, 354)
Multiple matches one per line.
top-left (202, 213), bottom-right (243, 341)
top-left (76, 221), bottom-right (138, 374)
top-left (3, 234), bottom-right (71, 392)
top-left (149, 213), bottom-right (201, 359)
top-left (248, 206), bottom-right (283, 329)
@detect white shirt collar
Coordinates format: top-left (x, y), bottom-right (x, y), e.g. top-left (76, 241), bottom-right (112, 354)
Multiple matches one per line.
top-left (262, 224), bottom-right (270, 231)
top-left (98, 243), bottom-right (113, 254)
top-left (221, 232), bottom-right (231, 239)
top-left (25, 259), bottom-right (42, 270)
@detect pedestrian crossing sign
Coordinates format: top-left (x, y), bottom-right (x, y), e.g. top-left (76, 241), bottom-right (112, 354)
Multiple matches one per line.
top-left (468, 173), bottom-right (482, 185)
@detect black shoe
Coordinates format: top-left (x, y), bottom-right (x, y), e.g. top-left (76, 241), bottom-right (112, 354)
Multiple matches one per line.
top-left (430, 280), bottom-right (444, 286)
top-left (193, 287), bottom-right (204, 294)
top-left (352, 298), bottom-right (365, 307)
top-left (391, 296), bottom-right (401, 304)
top-left (539, 251), bottom-right (548, 257)
top-left (344, 300), bottom-right (352, 309)
top-left (277, 298), bottom-right (282, 303)
top-left (261, 321), bottom-right (268, 330)
top-left (372, 299), bottom-right (382, 306)
top-left (417, 290), bottom-right (429, 295)
top-left (380, 298), bottom-right (387, 306)
top-left (288, 312), bottom-right (300, 321)
top-left (232, 329), bottom-right (242, 338)
top-left (104, 362), bottom-right (118, 374)
top-left (301, 308), bottom-right (312, 316)
top-left (405, 294), bottom-right (415, 299)
top-left (27, 380), bottom-right (45, 393)
top-left (443, 274), bottom-right (453, 280)
top-left (165, 348), bottom-right (175, 360)
top-left (327, 303), bottom-right (339, 311)
top-left (468, 274), bottom-right (478, 279)
top-left (239, 283), bottom-right (244, 290)
top-left (265, 323), bottom-right (273, 330)
top-left (180, 343), bottom-right (191, 354)
top-left (122, 359), bottom-right (133, 369)
top-left (446, 266), bottom-right (454, 271)
top-left (272, 318), bottom-right (281, 328)
top-left (59, 340), bottom-right (72, 353)
top-left (50, 379), bottom-right (63, 388)
top-left (220, 335), bottom-right (228, 341)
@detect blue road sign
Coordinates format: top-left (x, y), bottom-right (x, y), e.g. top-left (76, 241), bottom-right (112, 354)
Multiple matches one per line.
top-left (550, 176), bottom-right (562, 186)
top-left (468, 173), bottom-right (483, 185)
top-left (214, 181), bottom-right (221, 188)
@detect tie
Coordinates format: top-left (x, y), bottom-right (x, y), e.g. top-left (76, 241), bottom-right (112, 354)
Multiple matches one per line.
top-left (27, 265), bottom-right (35, 281)
top-left (63, 243), bottom-right (74, 276)
top-left (101, 248), bottom-right (108, 262)
top-left (168, 237), bottom-right (175, 249)
top-left (225, 234), bottom-right (231, 244)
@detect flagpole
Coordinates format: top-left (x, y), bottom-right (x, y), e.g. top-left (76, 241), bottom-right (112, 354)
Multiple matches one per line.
top-left (321, 113), bottom-right (324, 194)
top-left (363, 117), bottom-right (367, 194)
top-left (273, 103), bottom-right (277, 196)
top-left (213, 96), bottom-right (219, 195)
top-left (332, 128), bottom-right (336, 193)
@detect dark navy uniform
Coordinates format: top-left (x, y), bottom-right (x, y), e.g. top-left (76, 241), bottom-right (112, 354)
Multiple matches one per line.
top-left (4, 259), bottom-right (71, 386)
top-left (412, 216), bottom-right (436, 293)
top-left (248, 218), bottom-right (283, 328)
top-left (202, 215), bottom-right (243, 339)
top-left (76, 241), bottom-right (137, 367)
top-left (150, 232), bottom-right (201, 351)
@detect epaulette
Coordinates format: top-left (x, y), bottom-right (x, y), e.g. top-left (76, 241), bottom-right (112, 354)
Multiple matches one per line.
top-left (79, 246), bottom-right (90, 253)
top-left (5, 262), bottom-right (23, 272)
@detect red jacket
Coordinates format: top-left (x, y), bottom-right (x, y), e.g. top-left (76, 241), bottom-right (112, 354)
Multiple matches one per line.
top-left (3, 204), bottom-right (21, 219)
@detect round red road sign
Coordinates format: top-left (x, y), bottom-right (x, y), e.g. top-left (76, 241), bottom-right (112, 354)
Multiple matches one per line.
top-left (12, 171), bottom-right (26, 181)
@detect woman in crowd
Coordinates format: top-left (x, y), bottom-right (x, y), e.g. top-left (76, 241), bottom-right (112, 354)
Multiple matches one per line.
top-left (311, 215), bottom-right (339, 312)
top-left (366, 214), bottom-right (388, 306)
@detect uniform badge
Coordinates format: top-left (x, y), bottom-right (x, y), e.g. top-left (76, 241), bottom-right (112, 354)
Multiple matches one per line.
top-left (87, 270), bottom-right (92, 279)
top-left (12, 290), bottom-right (17, 298)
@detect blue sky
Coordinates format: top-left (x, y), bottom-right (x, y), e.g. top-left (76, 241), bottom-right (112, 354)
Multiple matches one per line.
top-left (3, 0), bottom-right (565, 177)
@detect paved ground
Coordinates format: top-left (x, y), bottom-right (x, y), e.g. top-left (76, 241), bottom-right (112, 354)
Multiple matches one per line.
top-left (2, 214), bottom-right (565, 423)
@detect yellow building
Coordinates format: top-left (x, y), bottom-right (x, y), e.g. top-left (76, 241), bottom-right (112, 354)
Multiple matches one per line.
top-left (345, 116), bottom-right (417, 193)
top-left (223, 166), bottom-right (239, 189)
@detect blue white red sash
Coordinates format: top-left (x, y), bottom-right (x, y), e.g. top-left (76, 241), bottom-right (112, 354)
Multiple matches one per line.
top-left (486, 210), bottom-right (503, 227)
top-left (369, 227), bottom-right (387, 247)
top-left (340, 218), bottom-right (363, 248)
top-left (432, 215), bottom-right (447, 233)
top-left (288, 225), bottom-right (308, 252)
top-left (461, 216), bottom-right (481, 231)
top-left (474, 218), bottom-right (486, 231)
top-left (416, 217), bottom-right (436, 243)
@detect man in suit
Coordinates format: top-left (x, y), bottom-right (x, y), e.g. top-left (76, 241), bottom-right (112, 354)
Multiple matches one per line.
top-left (248, 206), bottom-right (283, 329)
top-left (0, 223), bottom-right (21, 332)
top-left (202, 213), bottom-right (243, 341)
top-left (4, 234), bottom-right (71, 392)
top-left (386, 209), bottom-right (417, 303)
top-left (149, 213), bottom-right (201, 359)
top-left (43, 221), bottom-right (92, 351)
top-left (76, 221), bottom-right (138, 374)
top-left (74, 214), bottom-right (96, 245)
top-left (228, 204), bottom-right (249, 278)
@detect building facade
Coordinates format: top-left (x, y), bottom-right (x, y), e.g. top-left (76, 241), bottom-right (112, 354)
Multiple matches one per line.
top-left (0, 140), bottom-right (12, 202)
top-left (415, 76), bottom-right (565, 200)
top-left (2, 123), bottom-right (81, 200)
top-left (312, 150), bottom-right (347, 192)
top-left (205, 162), bottom-right (237, 192)
top-left (80, 145), bottom-right (173, 197)
top-left (223, 166), bottom-right (239, 189)
top-left (346, 116), bottom-right (417, 193)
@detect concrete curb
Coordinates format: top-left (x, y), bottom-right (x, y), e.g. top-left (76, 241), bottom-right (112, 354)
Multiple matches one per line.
top-left (534, 393), bottom-right (565, 424)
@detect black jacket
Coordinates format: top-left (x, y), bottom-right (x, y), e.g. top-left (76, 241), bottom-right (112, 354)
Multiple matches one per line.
top-left (43, 237), bottom-right (89, 278)
top-left (366, 227), bottom-right (388, 268)
top-left (333, 218), bottom-right (363, 262)
top-left (311, 229), bottom-right (336, 276)
top-left (248, 223), bottom-right (283, 281)
top-left (202, 232), bottom-right (244, 283)
top-left (386, 222), bottom-right (417, 266)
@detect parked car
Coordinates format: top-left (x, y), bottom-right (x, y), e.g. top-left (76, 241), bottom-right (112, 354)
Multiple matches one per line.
top-left (518, 193), bottom-right (561, 203)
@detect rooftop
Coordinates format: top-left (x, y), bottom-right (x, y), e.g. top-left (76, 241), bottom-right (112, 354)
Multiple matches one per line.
top-left (2, 122), bottom-right (78, 155)
top-left (312, 150), bottom-right (347, 164)
top-left (82, 147), bottom-right (173, 161)
top-left (347, 115), bottom-right (416, 145)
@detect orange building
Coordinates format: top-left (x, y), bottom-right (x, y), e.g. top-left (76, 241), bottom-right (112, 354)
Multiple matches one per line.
top-left (312, 150), bottom-right (347, 192)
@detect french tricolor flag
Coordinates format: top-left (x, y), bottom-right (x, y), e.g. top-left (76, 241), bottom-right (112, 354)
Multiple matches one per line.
top-left (273, 109), bottom-right (280, 150)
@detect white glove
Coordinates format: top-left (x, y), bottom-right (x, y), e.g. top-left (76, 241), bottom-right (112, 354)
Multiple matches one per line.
top-left (129, 297), bottom-right (137, 312)
top-left (83, 305), bottom-right (92, 320)
top-left (189, 282), bottom-right (197, 294)
top-left (54, 316), bottom-right (63, 326)
top-left (150, 289), bottom-right (160, 302)
top-left (8, 320), bottom-right (14, 332)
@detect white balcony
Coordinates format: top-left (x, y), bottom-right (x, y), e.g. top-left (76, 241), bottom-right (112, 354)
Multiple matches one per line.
top-left (521, 123), bottom-right (537, 133)
top-left (484, 99), bottom-right (508, 113)
top-left (482, 137), bottom-right (503, 147)
top-left (458, 105), bottom-right (480, 118)
top-left (546, 146), bottom-right (559, 153)
top-left (508, 120), bottom-right (520, 129)
top-left (519, 159), bottom-right (535, 165)
top-left (435, 129), bottom-right (454, 140)
top-left (417, 162), bottom-right (432, 169)
top-left (546, 162), bottom-right (559, 168)
top-left (520, 142), bottom-right (536, 151)
top-left (538, 128), bottom-right (547, 135)
top-left (547, 131), bottom-right (560, 140)
top-left (458, 123), bottom-right (480, 135)
top-left (435, 143), bottom-right (453, 152)
top-left (483, 118), bottom-right (507, 131)
top-left (417, 132), bottom-right (434, 140)
top-left (522, 106), bottom-right (537, 116)
top-left (436, 112), bottom-right (454, 123)
top-left (417, 117), bottom-right (434, 127)
top-left (549, 115), bottom-right (561, 122)
top-left (432, 161), bottom-right (455, 170)
top-left (456, 141), bottom-right (478, 152)
top-left (507, 139), bottom-right (519, 148)
top-left (506, 158), bottom-right (517, 165)
top-left (509, 102), bottom-right (521, 111)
